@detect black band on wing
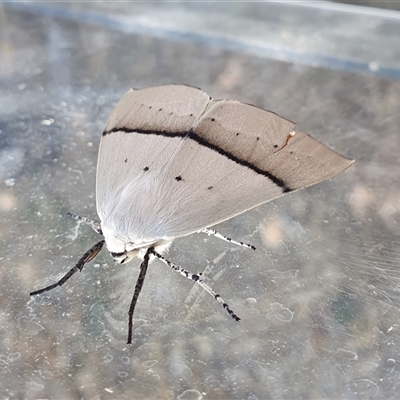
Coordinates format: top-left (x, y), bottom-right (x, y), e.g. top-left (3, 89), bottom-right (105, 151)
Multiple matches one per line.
top-left (103, 127), bottom-right (292, 193)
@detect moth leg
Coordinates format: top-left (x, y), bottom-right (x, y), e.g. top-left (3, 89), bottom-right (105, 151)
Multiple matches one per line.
top-left (30, 240), bottom-right (105, 296)
top-left (67, 212), bottom-right (102, 235)
top-left (200, 228), bottom-right (256, 251)
top-left (127, 247), bottom-right (152, 345)
top-left (150, 250), bottom-right (241, 322)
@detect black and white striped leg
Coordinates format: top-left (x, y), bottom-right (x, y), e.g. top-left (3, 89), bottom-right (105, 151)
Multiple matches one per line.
top-left (127, 247), bottom-right (152, 345)
top-left (200, 228), bottom-right (256, 251)
top-left (30, 240), bottom-right (105, 296)
top-left (67, 212), bottom-right (102, 235)
top-left (150, 249), bottom-right (241, 322)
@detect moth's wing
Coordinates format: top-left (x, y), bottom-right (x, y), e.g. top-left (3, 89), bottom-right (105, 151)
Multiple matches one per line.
top-left (97, 84), bottom-right (210, 213)
top-left (96, 85), bottom-right (210, 245)
top-left (140, 99), bottom-right (353, 238)
top-left (97, 87), bottom-right (353, 245)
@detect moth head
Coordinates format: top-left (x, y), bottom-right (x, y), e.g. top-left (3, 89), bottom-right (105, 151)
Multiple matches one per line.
top-left (102, 226), bottom-right (172, 264)
top-left (110, 250), bottom-right (139, 264)
top-left (102, 228), bottom-right (138, 264)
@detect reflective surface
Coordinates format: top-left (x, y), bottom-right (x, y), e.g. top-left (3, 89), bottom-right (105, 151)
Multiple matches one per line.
top-left (0, 2), bottom-right (399, 399)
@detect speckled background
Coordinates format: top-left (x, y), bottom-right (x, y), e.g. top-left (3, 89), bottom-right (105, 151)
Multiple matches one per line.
top-left (0, 2), bottom-right (399, 399)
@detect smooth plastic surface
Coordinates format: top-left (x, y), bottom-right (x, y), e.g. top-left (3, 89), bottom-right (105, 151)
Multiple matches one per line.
top-left (0, 2), bottom-right (399, 399)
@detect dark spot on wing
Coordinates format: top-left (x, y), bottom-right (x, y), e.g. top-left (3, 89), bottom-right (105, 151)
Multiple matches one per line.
top-left (144, 166), bottom-right (149, 171)
top-left (125, 158), bottom-right (128, 163)
top-left (175, 175), bottom-right (183, 181)
top-left (274, 144), bottom-right (278, 148)
top-left (207, 186), bottom-right (213, 190)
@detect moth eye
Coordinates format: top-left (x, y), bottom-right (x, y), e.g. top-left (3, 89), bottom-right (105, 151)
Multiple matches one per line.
top-left (110, 251), bottom-right (125, 258)
top-left (110, 251), bottom-right (127, 264)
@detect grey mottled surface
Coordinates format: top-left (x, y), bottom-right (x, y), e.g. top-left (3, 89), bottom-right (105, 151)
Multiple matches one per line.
top-left (0, 2), bottom-right (399, 399)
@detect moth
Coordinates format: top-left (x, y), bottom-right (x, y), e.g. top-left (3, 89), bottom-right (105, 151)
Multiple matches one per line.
top-left (31, 85), bottom-right (353, 344)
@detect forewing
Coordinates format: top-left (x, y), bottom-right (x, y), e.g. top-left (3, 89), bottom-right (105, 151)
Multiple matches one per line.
top-left (96, 85), bottom-right (209, 221)
top-left (193, 99), bottom-right (354, 193)
top-left (132, 99), bottom-right (353, 238)
top-left (96, 86), bottom-right (353, 243)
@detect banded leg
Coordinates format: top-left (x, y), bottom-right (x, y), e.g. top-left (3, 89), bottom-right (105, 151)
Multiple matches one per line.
top-left (30, 240), bottom-right (105, 296)
top-left (201, 228), bottom-right (256, 251)
top-left (67, 212), bottom-right (102, 235)
top-left (150, 249), bottom-right (240, 322)
top-left (127, 248), bottom-right (152, 345)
